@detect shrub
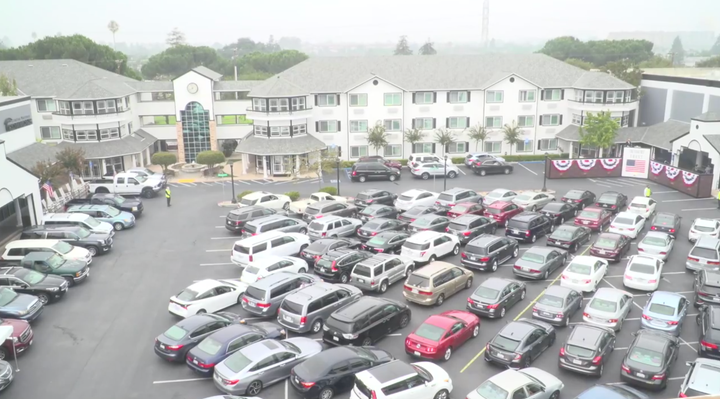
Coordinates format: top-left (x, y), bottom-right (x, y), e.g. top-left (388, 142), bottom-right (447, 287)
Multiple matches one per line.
top-left (503, 153), bottom-right (569, 162)
top-left (340, 161), bottom-right (355, 169)
top-left (399, 159), bottom-right (408, 166)
top-left (451, 157), bottom-right (465, 164)
top-left (196, 150), bottom-right (226, 169)
top-left (221, 140), bottom-right (238, 157)
top-left (151, 152), bottom-right (177, 171)
top-left (284, 191), bottom-right (301, 201)
top-left (237, 190), bottom-right (254, 200)
top-left (318, 186), bottom-right (338, 195)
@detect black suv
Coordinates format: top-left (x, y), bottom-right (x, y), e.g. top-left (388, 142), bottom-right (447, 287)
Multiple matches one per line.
top-left (351, 163), bottom-right (401, 183)
top-left (461, 235), bottom-right (519, 272)
top-left (0, 266), bottom-right (68, 304)
top-left (506, 212), bottom-right (554, 243)
top-left (446, 215), bottom-right (497, 244)
top-left (695, 269), bottom-right (720, 308)
top-left (354, 190), bottom-right (397, 209)
top-left (558, 323), bottom-right (616, 376)
top-left (225, 206), bottom-right (280, 232)
top-left (314, 249), bottom-right (374, 284)
top-left (323, 297), bottom-right (411, 346)
top-left (290, 346), bottom-right (394, 399)
top-left (697, 304), bottom-right (720, 359)
top-left (20, 225), bottom-right (113, 256)
top-left (65, 193), bottom-right (144, 216)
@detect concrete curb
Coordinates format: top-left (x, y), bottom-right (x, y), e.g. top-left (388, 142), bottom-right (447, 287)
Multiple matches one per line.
top-left (218, 201), bottom-right (240, 208)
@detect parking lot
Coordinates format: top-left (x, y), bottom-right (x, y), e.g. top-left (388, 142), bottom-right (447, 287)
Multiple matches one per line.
top-left (6, 162), bottom-right (716, 399)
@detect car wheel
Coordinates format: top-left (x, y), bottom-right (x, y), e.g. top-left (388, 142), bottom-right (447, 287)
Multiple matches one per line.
top-left (504, 169), bottom-right (511, 175)
top-left (522, 357), bottom-right (531, 368)
top-left (512, 247), bottom-right (519, 257)
top-left (434, 390), bottom-right (450, 399)
top-left (499, 307), bottom-right (506, 318)
top-left (379, 280), bottom-right (388, 293)
top-left (491, 260), bottom-right (498, 272)
top-left (64, 276), bottom-right (75, 287)
top-left (0, 348), bottom-right (6, 360)
top-left (480, 170), bottom-right (487, 176)
top-left (429, 255), bottom-right (437, 262)
top-left (570, 243), bottom-right (577, 252)
top-left (465, 277), bottom-right (473, 289)
top-left (443, 347), bottom-right (453, 361)
top-left (574, 209), bottom-right (579, 216)
top-left (448, 171), bottom-right (457, 179)
top-left (37, 293), bottom-right (50, 304)
top-left (399, 314), bottom-right (410, 328)
top-left (283, 202), bottom-right (290, 211)
top-left (196, 309), bottom-right (206, 314)
top-left (95, 187), bottom-right (109, 194)
top-left (389, 174), bottom-right (397, 182)
top-left (320, 387), bottom-right (335, 399)
top-left (421, 173), bottom-right (430, 180)
top-left (452, 245), bottom-right (460, 256)
top-left (436, 294), bottom-right (445, 306)
top-left (237, 294), bottom-right (243, 304)
top-left (560, 217), bottom-right (564, 224)
top-left (550, 224), bottom-right (555, 233)
top-left (311, 319), bottom-right (323, 333)
top-left (529, 205), bottom-right (536, 211)
top-left (543, 270), bottom-right (549, 280)
top-left (405, 266), bottom-right (414, 277)
top-left (520, 289), bottom-right (526, 300)
top-left (141, 188), bottom-right (153, 199)
top-left (472, 325), bottom-right (480, 337)
top-left (616, 319), bottom-right (623, 331)
top-left (361, 336), bottom-right (372, 346)
top-left (340, 274), bottom-right (349, 284)
top-left (246, 380), bottom-right (263, 396)
top-left (531, 235), bottom-right (537, 243)
top-left (113, 222), bottom-right (124, 231)
top-left (550, 391), bottom-right (560, 399)
top-left (298, 228), bottom-right (307, 234)
top-left (298, 268), bottom-right (306, 274)
top-left (87, 246), bottom-right (98, 256)
top-left (359, 176), bottom-right (367, 183)
top-left (597, 364), bottom-right (604, 377)
top-left (299, 244), bottom-right (308, 253)
top-left (564, 315), bottom-right (570, 327)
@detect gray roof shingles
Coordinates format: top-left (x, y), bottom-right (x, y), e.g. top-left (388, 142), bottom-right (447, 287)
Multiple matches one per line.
top-left (236, 134), bottom-right (326, 156)
top-left (694, 111), bottom-right (720, 122)
top-left (192, 66), bottom-right (223, 81)
top-left (213, 80), bottom-right (264, 91)
top-left (556, 120), bottom-right (689, 150)
top-left (703, 135), bottom-right (720, 154)
top-left (125, 81), bottom-right (174, 91)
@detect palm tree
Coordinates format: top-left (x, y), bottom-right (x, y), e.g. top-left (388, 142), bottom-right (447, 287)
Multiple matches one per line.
top-left (468, 123), bottom-right (488, 151)
top-left (433, 128), bottom-right (456, 156)
top-left (404, 127), bottom-right (426, 153)
top-left (107, 21), bottom-right (119, 49)
top-left (366, 122), bottom-right (389, 155)
top-left (502, 121), bottom-right (522, 156)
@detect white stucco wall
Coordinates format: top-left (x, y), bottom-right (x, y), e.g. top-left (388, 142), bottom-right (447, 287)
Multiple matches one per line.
top-left (173, 71), bottom-right (215, 120)
top-left (0, 141), bottom-right (42, 226)
top-left (671, 119), bottom-right (720, 188)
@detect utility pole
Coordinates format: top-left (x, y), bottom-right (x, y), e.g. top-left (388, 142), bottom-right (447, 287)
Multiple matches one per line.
top-left (481, 0), bottom-right (490, 48)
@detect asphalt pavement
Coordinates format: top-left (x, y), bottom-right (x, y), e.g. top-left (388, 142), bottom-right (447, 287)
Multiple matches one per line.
top-left (5, 162), bottom-right (716, 399)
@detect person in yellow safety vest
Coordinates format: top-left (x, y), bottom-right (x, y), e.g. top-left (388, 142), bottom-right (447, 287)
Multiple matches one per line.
top-left (165, 187), bottom-right (171, 207)
top-left (717, 190), bottom-right (720, 209)
top-left (644, 185), bottom-right (651, 198)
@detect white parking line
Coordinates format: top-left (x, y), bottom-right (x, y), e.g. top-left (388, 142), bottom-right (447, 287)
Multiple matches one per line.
top-left (179, 183), bottom-right (196, 187)
top-left (680, 338), bottom-right (698, 352)
top-left (614, 346), bottom-right (629, 350)
top-left (199, 262), bottom-right (235, 266)
top-left (663, 198), bottom-right (713, 203)
top-left (153, 377), bottom-right (210, 384)
top-left (238, 181), bottom-right (251, 185)
top-left (682, 207), bottom-right (718, 212)
top-left (458, 168), bottom-right (466, 175)
top-left (201, 182), bottom-right (213, 186)
top-left (668, 376), bottom-right (686, 381)
top-left (597, 180), bottom-right (625, 187)
top-left (274, 181), bottom-right (290, 185)
top-left (518, 163), bottom-right (538, 176)
top-left (210, 237), bottom-right (238, 240)
top-left (214, 181), bottom-right (226, 186)
top-left (206, 249), bottom-right (230, 252)
top-left (168, 183), bottom-right (181, 187)
top-left (606, 271), bottom-right (685, 278)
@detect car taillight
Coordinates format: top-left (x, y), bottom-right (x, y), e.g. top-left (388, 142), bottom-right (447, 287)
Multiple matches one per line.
top-left (651, 374), bottom-right (665, 381)
top-left (575, 199), bottom-right (582, 203)
top-left (487, 304), bottom-right (499, 309)
top-left (419, 290), bottom-right (432, 295)
top-left (670, 228), bottom-right (675, 233)
top-left (376, 248), bottom-right (384, 252)
top-left (628, 228), bottom-right (635, 231)
top-left (608, 319), bottom-right (618, 323)
top-left (648, 279), bottom-right (657, 283)
top-left (583, 312), bottom-right (589, 317)
top-left (257, 303), bottom-right (270, 308)
top-left (249, 255), bottom-right (253, 262)
top-left (321, 232), bottom-right (327, 237)
top-left (592, 356), bottom-right (602, 364)
top-left (301, 381), bottom-right (315, 388)
top-left (642, 314), bottom-right (652, 320)
top-left (680, 393), bottom-right (688, 398)
top-left (621, 364), bottom-right (630, 373)
top-left (561, 274), bottom-right (568, 279)
top-left (710, 261), bottom-right (720, 266)
top-left (420, 251), bottom-right (426, 257)
top-left (331, 261), bottom-right (338, 271)
top-left (625, 274), bottom-right (633, 280)
top-left (366, 199), bottom-right (374, 204)
top-left (556, 312), bottom-right (563, 318)
top-left (651, 226), bottom-right (657, 230)
top-left (352, 171), bottom-right (357, 176)
top-left (166, 344), bottom-right (184, 351)
top-left (461, 252), bottom-right (467, 258)
top-left (699, 291), bottom-right (712, 297)
top-left (448, 203), bottom-right (455, 207)
top-left (610, 225), bottom-right (616, 228)
top-left (559, 347), bottom-right (565, 356)
top-left (468, 298), bottom-right (474, 304)
top-left (480, 257), bottom-right (490, 262)
top-left (611, 205), bottom-right (616, 209)
top-left (688, 256), bottom-right (699, 262)
top-left (371, 232), bottom-right (377, 236)
top-left (315, 215), bottom-right (324, 219)
top-left (300, 316), bottom-right (307, 325)
top-left (513, 353), bottom-right (522, 360)
top-left (410, 219), bottom-right (416, 222)
top-left (525, 230), bottom-right (531, 236)
top-left (638, 248), bottom-right (644, 251)
top-left (226, 379), bottom-right (240, 385)
top-left (701, 340), bottom-right (718, 349)
top-left (242, 297), bottom-right (249, 303)
top-left (667, 320), bottom-right (678, 325)
top-left (371, 391), bottom-right (377, 399)
top-left (414, 169), bottom-right (420, 172)
top-left (581, 279), bottom-right (591, 283)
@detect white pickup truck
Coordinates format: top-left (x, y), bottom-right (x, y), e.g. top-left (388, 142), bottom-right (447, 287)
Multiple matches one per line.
top-left (289, 192), bottom-right (352, 213)
top-left (88, 173), bottom-right (163, 198)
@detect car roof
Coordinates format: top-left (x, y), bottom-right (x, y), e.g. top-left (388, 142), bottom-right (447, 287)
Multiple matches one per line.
top-left (229, 205), bottom-right (266, 215)
top-left (285, 282), bottom-right (339, 303)
top-left (555, 225), bottom-right (582, 233)
top-left (695, 218), bottom-right (718, 227)
top-left (469, 234), bottom-right (502, 246)
top-left (234, 230), bottom-right (285, 246)
top-left (244, 191), bottom-right (272, 200)
top-left (359, 189), bottom-right (382, 194)
top-left (424, 314), bottom-right (460, 330)
top-left (358, 253), bottom-right (401, 265)
top-left (333, 297), bottom-right (391, 321)
top-left (375, 231), bottom-right (405, 239)
top-left (24, 225), bottom-right (83, 233)
top-left (545, 285), bottom-right (575, 297)
top-left (413, 213), bottom-right (440, 222)
top-left (452, 214), bottom-right (484, 224)
top-left (629, 255), bottom-right (658, 266)
top-left (442, 187), bottom-right (471, 194)
top-left (248, 256), bottom-right (294, 267)
top-left (634, 330), bottom-right (674, 351)
top-left (597, 233), bottom-right (621, 241)
top-left (614, 212), bottom-right (636, 219)
top-left (481, 277), bottom-right (514, 290)
top-left (208, 324), bottom-right (255, 342)
top-left (248, 215), bottom-right (288, 224)
top-left (176, 314), bottom-right (223, 329)
top-left (68, 204), bottom-right (112, 211)
top-left (241, 339), bottom-right (284, 360)
top-left (324, 248), bottom-right (358, 259)
top-left (593, 288), bottom-right (628, 301)
top-left (19, 251), bottom-right (54, 260)
top-left (643, 231), bottom-right (671, 240)
top-left (512, 212), bottom-right (542, 222)
top-left (524, 247), bottom-right (555, 256)
top-left (311, 215), bottom-right (343, 223)
top-left (599, 191), bottom-right (621, 196)
top-left (697, 235), bottom-right (720, 248)
top-left (488, 369), bottom-right (533, 391)
top-left (489, 189), bottom-right (511, 195)
top-left (486, 201), bottom-right (512, 209)
top-left (570, 256), bottom-right (604, 266)
top-left (250, 271), bottom-right (300, 288)
top-left (309, 200), bottom-right (341, 208)
top-left (186, 279), bottom-right (226, 292)
top-left (361, 360), bottom-right (416, 385)
top-left (702, 269), bottom-right (720, 285)
top-left (710, 307), bottom-right (720, 328)
top-left (630, 196), bottom-right (651, 203)
top-left (401, 189), bottom-right (430, 196)
top-left (568, 324), bottom-right (606, 348)
top-left (44, 213), bottom-right (92, 221)
top-left (689, 359), bottom-right (720, 393)
top-left (411, 261), bottom-right (455, 277)
top-left (406, 231), bottom-right (445, 243)
top-left (5, 239), bottom-right (60, 249)
top-left (499, 320), bottom-right (536, 339)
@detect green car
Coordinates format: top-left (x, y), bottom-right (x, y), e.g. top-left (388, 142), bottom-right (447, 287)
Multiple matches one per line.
top-left (19, 252), bottom-right (90, 286)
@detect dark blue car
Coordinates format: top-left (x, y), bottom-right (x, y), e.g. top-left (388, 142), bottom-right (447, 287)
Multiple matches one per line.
top-left (576, 384), bottom-right (648, 399)
top-left (0, 288), bottom-right (43, 322)
top-left (185, 322), bottom-right (286, 375)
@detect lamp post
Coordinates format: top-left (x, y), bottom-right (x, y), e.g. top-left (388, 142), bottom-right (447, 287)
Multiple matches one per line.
top-left (443, 155), bottom-right (448, 191)
top-left (336, 157), bottom-right (341, 196)
top-left (541, 152), bottom-right (548, 192)
top-left (230, 163), bottom-right (237, 203)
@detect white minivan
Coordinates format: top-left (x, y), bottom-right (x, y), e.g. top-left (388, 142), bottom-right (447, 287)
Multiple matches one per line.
top-left (44, 213), bottom-right (114, 235)
top-left (0, 239), bottom-right (93, 265)
top-left (231, 231), bottom-right (310, 267)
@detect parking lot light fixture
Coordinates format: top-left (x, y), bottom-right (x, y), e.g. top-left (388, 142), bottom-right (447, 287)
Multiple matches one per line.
top-left (336, 157), bottom-right (341, 196)
top-left (542, 152), bottom-right (548, 192)
top-left (444, 155), bottom-right (448, 191)
top-left (230, 163), bottom-right (237, 203)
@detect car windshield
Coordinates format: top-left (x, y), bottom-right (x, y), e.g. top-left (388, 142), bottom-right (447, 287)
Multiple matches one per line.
top-left (448, 222), bottom-right (468, 231)
top-left (654, 214), bottom-right (675, 225)
top-left (399, 194), bottom-right (415, 201)
top-left (307, 241), bottom-right (330, 251)
top-left (244, 287), bottom-right (265, 301)
top-left (520, 252), bottom-right (545, 264)
top-left (368, 236), bottom-right (388, 245)
top-left (642, 236), bottom-right (666, 247)
top-left (225, 351), bottom-right (253, 373)
top-left (515, 194), bottom-right (533, 201)
top-left (648, 303), bottom-right (675, 316)
top-left (451, 205), bottom-right (470, 213)
top-left (564, 191), bottom-right (584, 200)
top-left (244, 266), bottom-right (260, 275)
top-left (46, 254), bottom-right (66, 269)
top-left (353, 265), bottom-right (372, 277)
top-left (628, 347), bottom-right (663, 370)
top-left (364, 221), bottom-right (382, 230)
top-left (629, 262), bottom-right (656, 274)
top-left (579, 210), bottom-right (601, 218)
top-left (595, 237), bottom-right (618, 249)
top-left (0, 288), bottom-right (18, 306)
top-left (630, 202), bottom-right (646, 209)
top-left (414, 323), bottom-right (446, 342)
top-left (15, 269), bottom-right (46, 284)
top-left (305, 207), bottom-right (321, 215)
top-left (492, 335), bottom-right (520, 351)
top-left (105, 207), bottom-right (121, 217)
top-left (52, 241), bottom-right (73, 254)
top-left (405, 207), bottom-right (427, 216)
top-left (413, 218), bottom-right (433, 227)
top-left (233, 245), bottom-right (250, 254)
top-left (406, 275), bottom-right (430, 288)
top-left (486, 191), bottom-right (503, 199)
top-left (164, 325), bottom-right (187, 340)
top-left (197, 337), bottom-right (223, 356)
top-left (694, 222), bottom-right (716, 232)
top-left (691, 247), bottom-right (719, 260)
top-left (475, 380), bottom-right (508, 399)
top-left (474, 286), bottom-right (499, 300)
top-left (114, 196), bottom-right (126, 204)
top-left (552, 229), bottom-right (574, 240)
top-left (598, 194), bottom-right (617, 203)
top-left (85, 217), bottom-right (101, 227)
top-left (485, 207), bottom-right (502, 215)
top-left (280, 300), bottom-right (304, 314)
top-left (438, 193), bottom-right (454, 202)
top-left (176, 288), bottom-right (199, 301)
top-left (308, 222), bottom-right (325, 231)
top-left (75, 228), bottom-right (91, 239)
top-left (356, 193), bottom-right (370, 200)
top-left (404, 242), bottom-right (429, 251)
top-left (614, 217), bottom-right (634, 225)
top-left (538, 294), bottom-right (564, 308)
top-left (240, 198), bottom-right (257, 206)
top-left (567, 262), bottom-right (591, 275)
top-left (566, 344), bottom-right (595, 357)
top-left (588, 298), bottom-right (618, 313)
top-left (280, 340), bottom-right (300, 353)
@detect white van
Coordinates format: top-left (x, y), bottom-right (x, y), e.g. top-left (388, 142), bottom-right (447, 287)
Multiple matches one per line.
top-left (0, 239), bottom-right (92, 265)
top-left (230, 231), bottom-right (310, 267)
top-left (44, 213), bottom-right (114, 235)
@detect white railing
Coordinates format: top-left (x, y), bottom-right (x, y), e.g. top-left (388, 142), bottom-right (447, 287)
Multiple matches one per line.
top-left (41, 177), bottom-right (90, 214)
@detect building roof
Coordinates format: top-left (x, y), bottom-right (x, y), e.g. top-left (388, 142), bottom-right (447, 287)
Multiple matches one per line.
top-left (125, 81), bottom-right (173, 91)
top-left (236, 134), bottom-right (326, 156)
top-left (695, 111), bottom-right (720, 123)
top-left (0, 96), bottom-right (30, 106)
top-left (642, 68), bottom-right (720, 82)
top-left (191, 66), bottom-right (223, 81)
top-left (703, 135), bottom-right (720, 155)
top-left (556, 120), bottom-right (689, 150)
top-left (0, 59), bottom-right (139, 99)
top-left (6, 141), bottom-right (62, 170)
top-left (213, 80), bottom-right (264, 91)
top-left (248, 54), bottom-right (634, 97)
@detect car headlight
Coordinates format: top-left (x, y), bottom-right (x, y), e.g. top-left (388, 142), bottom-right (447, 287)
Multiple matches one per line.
top-left (342, 333), bottom-right (358, 340)
top-left (123, 219), bottom-right (131, 223)
top-left (17, 310), bottom-right (28, 316)
top-left (75, 271), bottom-right (82, 277)
top-left (279, 329), bottom-right (286, 336)
top-left (322, 325), bottom-right (329, 331)
top-left (48, 287), bottom-right (59, 292)
top-left (132, 207), bottom-right (138, 211)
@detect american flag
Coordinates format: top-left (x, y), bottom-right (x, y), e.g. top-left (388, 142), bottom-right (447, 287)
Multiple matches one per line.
top-left (625, 159), bottom-right (646, 173)
top-left (42, 181), bottom-right (55, 198)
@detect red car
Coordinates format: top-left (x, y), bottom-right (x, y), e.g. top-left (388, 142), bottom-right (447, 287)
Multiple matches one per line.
top-left (589, 232), bottom-right (631, 262)
top-left (404, 310), bottom-right (480, 361)
top-left (573, 206), bottom-right (612, 231)
top-left (447, 202), bottom-right (484, 218)
top-left (483, 201), bottom-right (523, 227)
top-left (0, 318), bottom-right (33, 359)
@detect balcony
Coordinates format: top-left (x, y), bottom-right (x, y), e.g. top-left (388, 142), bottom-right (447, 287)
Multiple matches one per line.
top-left (567, 99), bottom-right (638, 113)
top-left (52, 108), bottom-right (133, 124)
top-left (245, 107), bottom-right (313, 121)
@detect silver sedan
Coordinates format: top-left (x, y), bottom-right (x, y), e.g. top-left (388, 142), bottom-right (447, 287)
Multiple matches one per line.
top-left (637, 231), bottom-right (674, 261)
top-left (583, 288), bottom-right (634, 331)
top-left (513, 192), bottom-right (556, 211)
top-left (466, 367), bottom-right (564, 399)
top-left (410, 162), bottom-right (461, 180)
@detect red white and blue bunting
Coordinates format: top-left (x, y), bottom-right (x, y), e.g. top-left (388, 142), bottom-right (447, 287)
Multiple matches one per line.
top-left (682, 171), bottom-right (698, 186)
top-left (665, 166), bottom-right (680, 181)
top-left (650, 162), bottom-right (665, 176)
top-left (600, 158), bottom-right (621, 171)
top-left (577, 159), bottom-right (597, 171)
top-left (553, 159), bottom-right (573, 172)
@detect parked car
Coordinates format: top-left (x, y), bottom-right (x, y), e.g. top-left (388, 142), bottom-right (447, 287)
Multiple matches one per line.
top-left (484, 201), bottom-right (523, 227)
top-left (627, 196), bottom-right (657, 219)
top-left (698, 304), bottom-right (720, 359)
top-left (299, 238), bottom-right (361, 265)
top-left (483, 189), bottom-right (518, 206)
top-left (0, 267), bottom-right (68, 304)
top-left (66, 204), bottom-right (135, 231)
top-left (407, 214), bottom-right (451, 233)
top-left (349, 253), bottom-right (414, 293)
top-left (241, 215), bottom-right (308, 237)
top-left (589, 233), bottom-right (632, 263)
top-left (402, 261), bottom-right (473, 306)
top-left (560, 256), bottom-right (608, 293)
top-left (20, 225), bottom-right (112, 256)
top-left (461, 235), bottom-right (519, 272)
top-left (410, 162), bottom-right (460, 179)
top-left (623, 255), bottom-right (664, 291)
top-left (88, 172), bottom-right (161, 198)
top-left (694, 269), bottom-right (720, 307)
top-left (358, 155), bottom-right (402, 170)
top-left (465, 153), bottom-right (505, 167)
top-left (394, 190), bottom-right (438, 212)
top-left (561, 189), bottom-right (596, 210)
top-left (213, 338), bottom-right (323, 395)
top-left (307, 216), bottom-right (362, 240)
top-left (398, 205), bottom-right (442, 223)
top-left (126, 167), bottom-right (167, 188)
top-left (0, 239), bottom-right (92, 267)
top-left (574, 385), bottom-right (649, 399)
top-left (608, 212), bottom-right (646, 239)
top-left (484, 318), bottom-right (556, 368)
top-left (169, 279), bottom-right (248, 318)
top-left (466, 368), bottom-right (563, 399)
top-left (446, 215), bottom-right (497, 245)
top-left (620, 330), bottom-right (679, 390)
top-left (277, 281), bottom-right (362, 333)
top-left (472, 160), bottom-right (514, 176)
top-left (574, 206), bottom-right (613, 231)
top-left (351, 163), bottom-right (401, 182)
top-left (506, 212), bottom-right (554, 243)
top-left (358, 205), bottom-right (398, 223)
top-left (558, 323), bottom-right (616, 376)
top-left (434, 188), bottom-right (482, 210)
top-left (0, 360), bottom-right (13, 392)
top-left (649, 212), bottom-right (681, 238)
top-left (43, 212), bottom-right (114, 235)
top-left (361, 231), bottom-right (410, 254)
top-left (241, 272), bottom-right (320, 317)
top-left (185, 323), bottom-right (286, 375)
top-left (357, 218), bottom-right (407, 241)
top-left (289, 192), bottom-right (351, 214)
top-left (64, 193), bottom-right (144, 216)
top-left (400, 231), bottom-right (460, 263)
top-left (638, 232), bottom-right (674, 261)
top-left (349, 360), bottom-right (453, 399)
top-left (238, 191), bottom-right (292, 211)
top-left (0, 287), bottom-right (43, 322)
top-left (642, 291), bottom-right (688, 336)
top-left (315, 249), bottom-right (374, 284)
top-left (532, 285), bottom-right (583, 327)
top-left (595, 191), bottom-right (628, 213)
top-left (512, 247), bottom-right (567, 280)
top-left (540, 202), bottom-right (578, 225)
top-left (690, 218), bottom-right (720, 242)
top-left (405, 310), bottom-right (480, 361)
top-left (687, 236), bottom-right (720, 272)
top-left (240, 256), bottom-right (310, 285)
top-left (678, 358), bottom-right (720, 397)
top-left (408, 153), bottom-right (452, 168)
top-left (225, 206), bottom-right (282, 233)
top-left (447, 202), bottom-right (484, 218)
top-left (467, 278), bottom-right (526, 318)
top-left (323, 297), bottom-right (411, 346)
top-left (14, 252), bottom-right (89, 286)
top-left (513, 192), bottom-right (556, 211)
top-left (154, 312), bottom-right (242, 362)
top-left (583, 288), bottom-right (634, 331)
top-left (303, 201), bottom-right (357, 223)
top-left (0, 318), bottom-right (33, 360)
top-left (354, 189), bottom-right (396, 209)
top-left (290, 346), bottom-right (394, 399)
top-left (231, 231), bottom-right (310, 266)
top-left (546, 225), bottom-right (591, 253)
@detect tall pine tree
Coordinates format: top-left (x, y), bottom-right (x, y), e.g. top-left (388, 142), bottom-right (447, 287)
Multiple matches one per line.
top-left (394, 36), bottom-right (412, 55)
top-left (419, 39), bottom-right (437, 55)
top-left (670, 36), bottom-right (685, 66)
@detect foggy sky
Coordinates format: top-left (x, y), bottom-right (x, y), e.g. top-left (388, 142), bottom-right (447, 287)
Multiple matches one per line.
top-left (1, 0), bottom-right (718, 46)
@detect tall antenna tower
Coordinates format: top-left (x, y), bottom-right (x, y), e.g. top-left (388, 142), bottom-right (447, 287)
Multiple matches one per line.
top-left (481, 0), bottom-right (489, 47)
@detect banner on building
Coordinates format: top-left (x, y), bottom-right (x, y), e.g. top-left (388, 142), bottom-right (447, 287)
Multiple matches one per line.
top-left (621, 147), bottom-right (651, 178)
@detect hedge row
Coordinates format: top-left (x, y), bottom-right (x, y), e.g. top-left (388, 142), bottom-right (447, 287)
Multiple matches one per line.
top-left (337, 153), bottom-right (568, 169)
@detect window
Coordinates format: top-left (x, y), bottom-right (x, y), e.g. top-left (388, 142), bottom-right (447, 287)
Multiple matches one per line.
top-left (151, 115), bottom-right (177, 125)
top-left (486, 91), bottom-right (503, 103)
top-left (413, 143), bottom-right (433, 153)
top-left (446, 142), bottom-right (467, 153)
top-left (486, 116), bottom-right (503, 128)
top-left (252, 98), bottom-right (267, 111)
top-left (218, 115), bottom-right (253, 125)
top-left (449, 91), bottom-right (469, 103)
top-left (575, 90), bottom-right (584, 102)
top-left (542, 89), bottom-right (562, 101)
top-left (76, 130), bottom-right (98, 141)
top-left (254, 125), bottom-right (268, 136)
top-left (448, 117), bottom-right (468, 129)
top-left (116, 97), bottom-right (126, 111)
top-left (541, 114), bottom-right (561, 126)
top-left (516, 140), bottom-right (533, 152)
top-left (485, 141), bottom-right (502, 153)
top-left (291, 97), bottom-right (306, 110)
top-left (214, 91), bottom-right (249, 101)
top-left (584, 91), bottom-right (602, 103)
top-left (62, 129), bottom-right (74, 140)
top-left (606, 90), bottom-right (624, 104)
top-left (413, 118), bottom-right (434, 130)
top-left (40, 127), bottom-right (61, 139)
top-left (350, 120), bottom-right (368, 133)
top-left (384, 93), bottom-right (402, 106)
top-left (517, 115), bottom-right (534, 127)
top-left (36, 99), bottom-right (56, 112)
top-left (383, 119), bottom-right (401, 131)
top-left (317, 94), bottom-right (337, 107)
top-left (269, 98), bottom-right (289, 112)
top-left (539, 138), bottom-right (557, 151)
top-left (270, 126), bottom-right (291, 137)
top-left (572, 114), bottom-right (583, 125)
top-left (414, 92), bottom-right (434, 104)
top-left (350, 146), bottom-right (368, 158)
top-left (384, 144), bottom-right (401, 157)
top-left (621, 114), bottom-right (629, 127)
top-left (99, 128), bottom-right (120, 140)
top-left (292, 124), bottom-right (307, 136)
top-left (72, 101), bottom-right (94, 115)
top-left (96, 99), bottom-right (117, 114)
top-left (318, 120), bottom-right (338, 133)
top-left (57, 101), bottom-right (71, 115)
top-left (152, 92), bottom-right (174, 101)
top-left (349, 94), bottom-right (367, 107)
top-left (519, 90), bottom-right (536, 102)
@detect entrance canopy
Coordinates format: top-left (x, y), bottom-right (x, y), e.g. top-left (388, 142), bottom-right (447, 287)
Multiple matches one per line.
top-left (236, 134), bottom-right (326, 156)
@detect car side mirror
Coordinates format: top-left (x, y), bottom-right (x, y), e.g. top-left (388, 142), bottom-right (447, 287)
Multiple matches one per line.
top-left (686, 361), bottom-right (693, 367)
